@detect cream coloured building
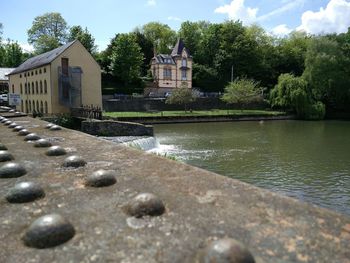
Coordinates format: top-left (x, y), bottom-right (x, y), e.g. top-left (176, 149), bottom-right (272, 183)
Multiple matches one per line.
top-left (8, 40), bottom-right (102, 114)
top-left (150, 39), bottom-right (192, 95)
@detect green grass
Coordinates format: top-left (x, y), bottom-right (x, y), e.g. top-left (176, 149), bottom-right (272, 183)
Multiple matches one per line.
top-left (103, 109), bottom-right (286, 118)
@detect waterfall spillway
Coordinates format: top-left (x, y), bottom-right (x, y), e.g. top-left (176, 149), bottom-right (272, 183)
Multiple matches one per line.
top-left (100, 136), bottom-right (159, 151)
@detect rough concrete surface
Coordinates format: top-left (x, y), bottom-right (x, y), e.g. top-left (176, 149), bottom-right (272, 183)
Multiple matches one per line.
top-left (0, 114), bottom-right (349, 263)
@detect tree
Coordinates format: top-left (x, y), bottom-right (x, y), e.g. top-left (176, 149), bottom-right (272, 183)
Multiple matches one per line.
top-left (221, 78), bottom-right (261, 110)
top-left (132, 30), bottom-right (154, 76)
top-left (138, 22), bottom-right (176, 54)
top-left (303, 36), bottom-right (350, 111)
top-left (3, 41), bottom-right (24, 67)
top-left (165, 85), bottom-right (198, 112)
top-left (109, 33), bottom-right (144, 85)
top-left (28, 12), bottom-right (68, 54)
top-left (68, 25), bottom-right (96, 54)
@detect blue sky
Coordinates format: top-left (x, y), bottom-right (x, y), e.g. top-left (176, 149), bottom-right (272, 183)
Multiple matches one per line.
top-left (1, 0), bottom-right (350, 52)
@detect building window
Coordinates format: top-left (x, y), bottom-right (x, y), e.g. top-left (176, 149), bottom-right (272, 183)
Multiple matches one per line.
top-left (31, 71), bottom-right (33, 76)
top-left (32, 82), bottom-right (34, 94)
top-left (36, 81), bottom-right (38, 94)
top-left (182, 58), bottom-right (187, 67)
top-left (39, 69), bottom-right (42, 74)
top-left (20, 84), bottom-right (23, 94)
top-left (36, 101), bottom-right (39, 112)
top-left (44, 101), bottom-right (48, 114)
top-left (25, 83), bottom-right (28, 94)
top-left (24, 73), bottom-right (26, 77)
top-left (35, 70), bottom-right (37, 75)
top-left (12, 85), bottom-right (14, 93)
top-left (181, 69), bottom-right (187, 80)
top-left (40, 81), bottom-right (43, 94)
top-left (20, 74), bottom-right (22, 78)
top-left (44, 68), bottom-right (46, 73)
top-left (44, 80), bottom-right (47, 93)
top-left (163, 68), bottom-right (172, 79)
top-left (40, 101), bottom-right (43, 113)
top-left (25, 100), bottom-right (28, 113)
top-left (21, 100), bottom-right (23, 112)
top-left (29, 101), bottom-right (31, 112)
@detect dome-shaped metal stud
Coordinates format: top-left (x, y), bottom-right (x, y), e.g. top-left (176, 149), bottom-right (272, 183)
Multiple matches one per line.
top-left (0, 143), bottom-right (7, 150)
top-left (4, 120), bottom-right (12, 126)
top-left (49, 125), bottom-right (62, 131)
top-left (24, 133), bottom-right (41, 141)
top-left (62, 156), bottom-right (87, 168)
top-left (45, 123), bottom-right (54, 129)
top-left (8, 122), bottom-right (17, 128)
top-left (124, 193), bottom-right (165, 218)
top-left (0, 151), bottom-right (14, 162)
top-left (18, 129), bottom-right (30, 136)
top-left (1, 118), bottom-right (8, 123)
top-left (85, 169), bottom-right (117, 187)
top-left (15, 111), bottom-right (22, 116)
top-left (6, 182), bottom-right (45, 203)
top-left (45, 146), bottom-right (67, 156)
top-left (197, 238), bottom-right (255, 263)
top-left (22, 214), bottom-right (75, 248)
top-left (0, 162), bottom-right (27, 178)
top-left (9, 109), bottom-right (15, 113)
top-left (13, 125), bottom-right (23, 132)
top-left (34, 139), bottom-right (52, 148)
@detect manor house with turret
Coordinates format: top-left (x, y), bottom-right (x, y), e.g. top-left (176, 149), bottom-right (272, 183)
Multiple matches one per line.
top-left (150, 39), bottom-right (192, 96)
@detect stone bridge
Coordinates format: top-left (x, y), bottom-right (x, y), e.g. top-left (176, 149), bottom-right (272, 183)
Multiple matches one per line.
top-left (0, 109), bottom-right (349, 262)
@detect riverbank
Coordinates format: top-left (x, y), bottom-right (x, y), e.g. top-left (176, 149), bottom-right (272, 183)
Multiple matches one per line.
top-left (103, 110), bottom-right (293, 124)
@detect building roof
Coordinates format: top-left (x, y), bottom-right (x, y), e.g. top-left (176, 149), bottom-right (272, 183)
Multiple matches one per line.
top-left (9, 40), bottom-right (77, 75)
top-left (154, 54), bottom-right (175, 64)
top-left (171, 38), bottom-right (190, 57)
top-left (0, 68), bottom-right (15, 81)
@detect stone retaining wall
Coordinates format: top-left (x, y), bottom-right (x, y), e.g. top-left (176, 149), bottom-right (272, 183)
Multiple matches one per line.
top-left (81, 119), bottom-right (153, 136)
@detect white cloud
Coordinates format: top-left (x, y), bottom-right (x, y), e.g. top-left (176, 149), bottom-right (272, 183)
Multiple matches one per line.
top-left (214, 0), bottom-right (258, 25)
top-left (19, 43), bottom-right (34, 53)
top-left (167, 16), bottom-right (182, 22)
top-left (297, 0), bottom-right (350, 34)
top-left (271, 24), bottom-right (293, 36)
top-left (146, 0), bottom-right (156, 6)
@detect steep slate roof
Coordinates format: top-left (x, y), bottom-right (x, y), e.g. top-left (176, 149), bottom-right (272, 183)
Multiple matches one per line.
top-left (154, 54), bottom-right (175, 64)
top-left (9, 41), bottom-right (76, 75)
top-left (0, 68), bottom-right (15, 81)
top-left (171, 38), bottom-right (190, 57)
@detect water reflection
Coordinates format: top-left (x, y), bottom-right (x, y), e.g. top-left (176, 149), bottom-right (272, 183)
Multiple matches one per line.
top-left (154, 120), bottom-right (350, 215)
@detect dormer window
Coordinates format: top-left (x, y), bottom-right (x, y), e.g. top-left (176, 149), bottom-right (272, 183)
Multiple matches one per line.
top-left (182, 58), bottom-right (187, 67)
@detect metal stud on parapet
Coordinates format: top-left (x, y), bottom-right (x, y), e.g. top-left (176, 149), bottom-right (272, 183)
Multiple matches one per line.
top-left (62, 155), bottom-right (87, 168)
top-left (34, 139), bottom-right (52, 148)
top-left (0, 151), bottom-right (14, 162)
top-left (8, 123), bottom-right (17, 128)
top-left (6, 181), bottom-right (45, 203)
top-left (0, 143), bottom-right (8, 150)
top-left (49, 125), bottom-right (62, 131)
top-left (85, 169), bottom-right (117, 187)
top-left (18, 129), bottom-right (30, 136)
top-left (4, 121), bottom-right (12, 126)
top-left (45, 146), bottom-right (67, 156)
top-left (22, 214), bottom-right (75, 248)
top-left (0, 162), bottom-right (27, 178)
top-left (45, 123), bottom-right (54, 129)
top-left (124, 193), bottom-right (165, 218)
top-left (24, 133), bottom-right (41, 141)
top-left (13, 126), bottom-right (23, 132)
top-left (195, 238), bottom-right (255, 263)
top-left (1, 118), bottom-right (8, 123)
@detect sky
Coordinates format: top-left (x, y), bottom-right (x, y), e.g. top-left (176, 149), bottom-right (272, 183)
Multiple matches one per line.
top-left (1, 0), bottom-right (350, 52)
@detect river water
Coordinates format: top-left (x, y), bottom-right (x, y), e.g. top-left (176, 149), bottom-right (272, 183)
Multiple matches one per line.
top-left (153, 120), bottom-right (350, 215)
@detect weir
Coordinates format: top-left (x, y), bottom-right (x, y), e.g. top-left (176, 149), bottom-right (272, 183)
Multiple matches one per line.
top-left (0, 112), bottom-right (349, 262)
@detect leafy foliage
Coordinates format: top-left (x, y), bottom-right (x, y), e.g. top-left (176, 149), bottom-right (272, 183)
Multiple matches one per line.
top-left (221, 78), bottom-right (262, 110)
top-left (108, 33), bottom-right (144, 86)
top-left (165, 85), bottom-right (198, 111)
top-left (68, 26), bottom-right (97, 54)
top-left (27, 12), bottom-right (68, 54)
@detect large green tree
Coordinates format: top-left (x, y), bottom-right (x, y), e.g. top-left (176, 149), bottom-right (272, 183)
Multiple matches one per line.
top-left (68, 25), bottom-right (96, 54)
top-left (138, 22), bottom-right (176, 54)
top-left (109, 33), bottom-right (144, 85)
top-left (3, 41), bottom-right (24, 67)
top-left (27, 12), bottom-right (68, 54)
top-left (303, 37), bottom-right (350, 111)
top-left (165, 85), bottom-right (198, 112)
